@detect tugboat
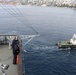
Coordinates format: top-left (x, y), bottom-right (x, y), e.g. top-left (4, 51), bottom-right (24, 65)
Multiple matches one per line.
top-left (56, 34), bottom-right (76, 49)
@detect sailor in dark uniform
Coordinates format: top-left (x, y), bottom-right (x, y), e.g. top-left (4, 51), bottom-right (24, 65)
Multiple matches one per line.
top-left (11, 37), bottom-right (20, 64)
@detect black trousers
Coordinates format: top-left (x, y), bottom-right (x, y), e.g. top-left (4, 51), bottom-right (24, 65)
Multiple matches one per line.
top-left (12, 48), bottom-right (20, 64)
top-left (13, 54), bottom-right (17, 64)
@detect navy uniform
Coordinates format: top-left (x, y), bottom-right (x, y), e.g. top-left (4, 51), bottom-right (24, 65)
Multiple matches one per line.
top-left (11, 38), bottom-right (20, 64)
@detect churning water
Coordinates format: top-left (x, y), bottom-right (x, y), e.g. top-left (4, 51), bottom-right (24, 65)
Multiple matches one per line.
top-left (0, 5), bottom-right (76, 75)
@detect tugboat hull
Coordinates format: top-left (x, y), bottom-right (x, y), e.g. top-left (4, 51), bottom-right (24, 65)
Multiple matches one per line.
top-left (56, 34), bottom-right (76, 49)
top-left (56, 41), bottom-right (76, 49)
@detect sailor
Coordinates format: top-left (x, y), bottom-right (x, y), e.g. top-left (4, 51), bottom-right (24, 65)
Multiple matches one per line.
top-left (11, 37), bottom-right (20, 64)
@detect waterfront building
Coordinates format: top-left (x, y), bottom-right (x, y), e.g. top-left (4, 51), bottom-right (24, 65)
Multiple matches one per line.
top-left (63, 0), bottom-right (74, 4)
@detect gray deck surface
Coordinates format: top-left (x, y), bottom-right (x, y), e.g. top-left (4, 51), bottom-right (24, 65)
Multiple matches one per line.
top-left (0, 45), bottom-right (18, 75)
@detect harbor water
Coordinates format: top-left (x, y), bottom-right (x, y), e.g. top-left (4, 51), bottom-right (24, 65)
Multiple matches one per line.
top-left (0, 5), bottom-right (76, 75)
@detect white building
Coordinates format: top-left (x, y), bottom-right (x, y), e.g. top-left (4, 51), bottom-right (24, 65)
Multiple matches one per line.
top-left (63, 0), bottom-right (75, 4)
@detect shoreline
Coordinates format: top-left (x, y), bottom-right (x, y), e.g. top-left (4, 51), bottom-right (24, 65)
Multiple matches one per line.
top-left (0, 2), bottom-right (76, 8)
top-left (23, 4), bottom-right (76, 8)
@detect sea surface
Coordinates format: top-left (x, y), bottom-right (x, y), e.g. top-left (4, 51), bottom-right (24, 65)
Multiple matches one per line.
top-left (0, 5), bottom-right (76, 75)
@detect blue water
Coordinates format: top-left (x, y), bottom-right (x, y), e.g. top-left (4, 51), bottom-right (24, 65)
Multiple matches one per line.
top-left (0, 5), bottom-right (76, 75)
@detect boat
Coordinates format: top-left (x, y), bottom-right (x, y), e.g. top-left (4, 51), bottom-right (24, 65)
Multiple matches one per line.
top-left (0, 34), bottom-right (39, 75)
top-left (56, 34), bottom-right (76, 49)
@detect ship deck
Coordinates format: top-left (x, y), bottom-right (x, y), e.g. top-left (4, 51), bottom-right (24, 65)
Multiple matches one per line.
top-left (0, 45), bottom-right (18, 75)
